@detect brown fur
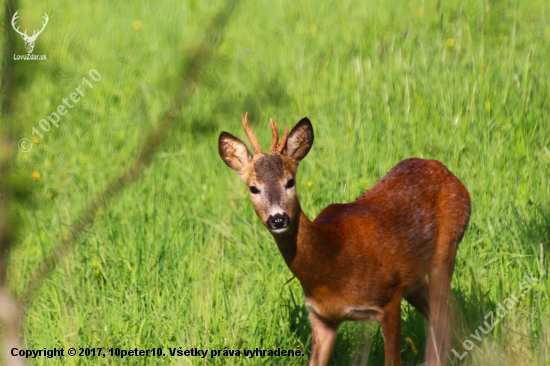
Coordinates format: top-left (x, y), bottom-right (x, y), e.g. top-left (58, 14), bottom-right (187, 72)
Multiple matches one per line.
top-left (219, 117), bottom-right (471, 366)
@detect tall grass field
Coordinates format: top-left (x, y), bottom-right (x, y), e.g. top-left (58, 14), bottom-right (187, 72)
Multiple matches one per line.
top-left (1, 0), bottom-right (549, 364)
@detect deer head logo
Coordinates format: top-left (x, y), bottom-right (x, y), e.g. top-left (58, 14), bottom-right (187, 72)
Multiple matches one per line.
top-left (11, 11), bottom-right (49, 54)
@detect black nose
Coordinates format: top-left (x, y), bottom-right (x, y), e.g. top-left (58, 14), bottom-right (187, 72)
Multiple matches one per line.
top-left (267, 213), bottom-right (290, 230)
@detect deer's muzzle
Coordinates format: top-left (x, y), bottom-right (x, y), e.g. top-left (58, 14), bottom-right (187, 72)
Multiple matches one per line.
top-left (267, 213), bottom-right (290, 232)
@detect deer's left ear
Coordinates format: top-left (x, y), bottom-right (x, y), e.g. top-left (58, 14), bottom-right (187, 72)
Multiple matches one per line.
top-left (282, 117), bottom-right (314, 163)
top-left (218, 132), bottom-right (253, 175)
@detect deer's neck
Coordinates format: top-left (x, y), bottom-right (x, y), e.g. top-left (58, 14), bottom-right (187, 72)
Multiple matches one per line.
top-left (271, 208), bottom-right (325, 288)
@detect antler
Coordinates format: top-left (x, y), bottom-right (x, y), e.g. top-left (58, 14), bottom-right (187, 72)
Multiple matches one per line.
top-left (11, 12), bottom-right (49, 40)
top-left (241, 113), bottom-right (289, 154)
top-left (242, 113), bottom-right (262, 154)
top-left (31, 13), bottom-right (49, 39)
top-left (11, 11), bottom-right (28, 38)
top-left (269, 118), bottom-right (289, 153)
top-left (269, 118), bottom-right (279, 152)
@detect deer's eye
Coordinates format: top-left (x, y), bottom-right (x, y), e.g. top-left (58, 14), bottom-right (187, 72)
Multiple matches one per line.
top-left (249, 186), bottom-right (260, 194)
top-left (286, 179), bottom-right (295, 189)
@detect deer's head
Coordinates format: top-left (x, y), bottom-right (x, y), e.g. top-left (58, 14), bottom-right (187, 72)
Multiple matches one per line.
top-left (11, 11), bottom-right (49, 54)
top-left (219, 114), bottom-right (314, 234)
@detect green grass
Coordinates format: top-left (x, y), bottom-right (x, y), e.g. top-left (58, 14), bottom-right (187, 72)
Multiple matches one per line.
top-left (2, 0), bottom-right (549, 364)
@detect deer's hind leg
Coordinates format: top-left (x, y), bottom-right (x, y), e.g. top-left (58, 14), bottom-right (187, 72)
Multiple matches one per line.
top-left (404, 280), bottom-right (430, 364)
top-left (380, 289), bottom-right (404, 366)
top-left (426, 215), bottom-right (469, 363)
top-left (405, 280), bottom-right (430, 320)
top-left (425, 260), bottom-right (454, 366)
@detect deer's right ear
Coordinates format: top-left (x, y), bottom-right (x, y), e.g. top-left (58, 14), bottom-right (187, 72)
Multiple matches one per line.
top-left (218, 132), bottom-right (253, 174)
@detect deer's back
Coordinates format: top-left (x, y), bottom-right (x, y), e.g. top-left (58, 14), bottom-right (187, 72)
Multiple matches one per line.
top-left (315, 158), bottom-right (470, 240)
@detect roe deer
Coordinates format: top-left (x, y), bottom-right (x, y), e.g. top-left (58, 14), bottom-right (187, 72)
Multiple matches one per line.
top-left (218, 114), bottom-right (471, 366)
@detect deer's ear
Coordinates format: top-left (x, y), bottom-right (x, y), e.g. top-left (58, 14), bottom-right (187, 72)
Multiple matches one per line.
top-left (219, 132), bottom-right (253, 174)
top-left (282, 117), bottom-right (314, 163)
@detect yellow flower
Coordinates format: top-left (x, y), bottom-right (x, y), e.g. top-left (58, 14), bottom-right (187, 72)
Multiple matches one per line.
top-left (446, 38), bottom-right (455, 47)
top-left (309, 24), bottom-right (317, 34)
top-left (32, 136), bottom-right (40, 144)
top-left (306, 181), bottom-right (313, 187)
top-left (404, 337), bottom-right (418, 355)
top-left (133, 20), bottom-right (142, 30)
top-left (484, 100), bottom-right (491, 114)
top-left (31, 171), bottom-right (40, 181)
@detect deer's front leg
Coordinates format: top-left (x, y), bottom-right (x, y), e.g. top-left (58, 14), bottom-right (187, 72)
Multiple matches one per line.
top-left (308, 313), bottom-right (338, 366)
